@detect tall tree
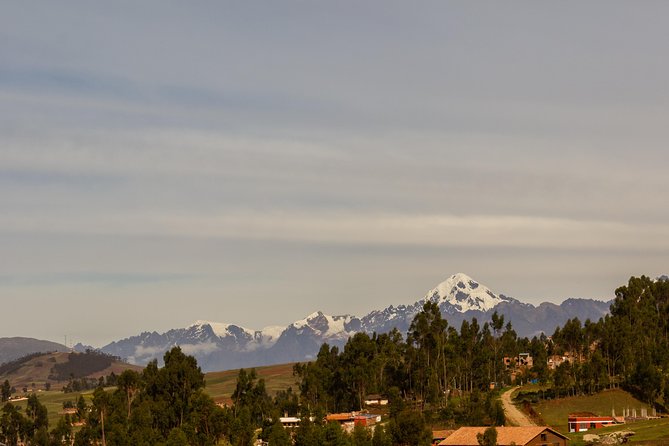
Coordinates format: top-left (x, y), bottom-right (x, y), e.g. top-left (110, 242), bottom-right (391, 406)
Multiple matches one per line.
top-left (1, 380), bottom-right (10, 402)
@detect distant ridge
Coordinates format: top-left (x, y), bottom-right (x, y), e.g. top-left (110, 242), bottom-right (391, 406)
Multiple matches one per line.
top-left (95, 273), bottom-right (612, 372)
top-left (0, 350), bottom-right (142, 391)
top-left (0, 337), bottom-right (69, 365)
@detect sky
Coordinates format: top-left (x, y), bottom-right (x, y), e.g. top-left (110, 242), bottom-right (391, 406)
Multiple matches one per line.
top-left (1, 2), bottom-right (668, 347)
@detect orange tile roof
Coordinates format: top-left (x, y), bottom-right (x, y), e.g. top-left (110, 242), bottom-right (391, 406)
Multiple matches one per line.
top-left (438, 426), bottom-right (567, 446)
top-left (326, 413), bottom-right (355, 421)
top-left (433, 430), bottom-right (454, 438)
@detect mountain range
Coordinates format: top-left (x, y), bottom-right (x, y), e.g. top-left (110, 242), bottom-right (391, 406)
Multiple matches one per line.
top-left (78, 273), bottom-right (612, 372)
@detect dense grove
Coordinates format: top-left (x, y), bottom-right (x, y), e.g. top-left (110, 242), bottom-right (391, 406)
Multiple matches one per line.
top-left (49, 351), bottom-right (119, 382)
top-left (0, 275), bottom-right (667, 445)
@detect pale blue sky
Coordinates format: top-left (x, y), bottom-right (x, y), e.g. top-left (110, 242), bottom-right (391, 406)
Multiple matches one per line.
top-left (1, 2), bottom-right (668, 346)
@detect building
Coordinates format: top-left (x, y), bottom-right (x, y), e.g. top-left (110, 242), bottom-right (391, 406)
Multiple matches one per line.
top-left (364, 394), bottom-right (389, 406)
top-left (354, 413), bottom-right (378, 427)
top-left (279, 417), bottom-right (301, 429)
top-left (325, 412), bottom-right (380, 432)
top-left (432, 430), bottom-right (455, 446)
top-left (547, 354), bottom-right (576, 370)
top-left (504, 353), bottom-right (534, 370)
top-left (439, 426), bottom-right (568, 446)
top-left (568, 413), bottom-right (619, 433)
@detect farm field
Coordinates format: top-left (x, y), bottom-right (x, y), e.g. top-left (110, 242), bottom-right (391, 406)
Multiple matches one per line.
top-left (204, 362), bottom-right (299, 405)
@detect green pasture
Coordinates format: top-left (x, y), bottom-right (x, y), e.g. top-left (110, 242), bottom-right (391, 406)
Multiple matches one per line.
top-left (566, 417), bottom-right (669, 445)
top-left (532, 388), bottom-right (652, 433)
top-left (204, 362), bottom-right (300, 404)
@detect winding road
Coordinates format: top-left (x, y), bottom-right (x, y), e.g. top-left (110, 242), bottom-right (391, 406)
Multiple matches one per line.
top-left (501, 386), bottom-right (535, 426)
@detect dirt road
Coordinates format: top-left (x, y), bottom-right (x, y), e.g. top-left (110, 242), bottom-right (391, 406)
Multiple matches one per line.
top-left (501, 387), bottom-right (535, 426)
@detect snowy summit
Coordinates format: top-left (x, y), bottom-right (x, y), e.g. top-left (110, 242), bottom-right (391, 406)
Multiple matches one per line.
top-left (423, 273), bottom-right (508, 312)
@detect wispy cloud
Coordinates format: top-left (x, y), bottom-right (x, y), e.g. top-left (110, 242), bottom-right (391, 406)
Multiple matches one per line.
top-left (2, 210), bottom-right (667, 252)
top-left (0, 272), bottom-right (197, 287)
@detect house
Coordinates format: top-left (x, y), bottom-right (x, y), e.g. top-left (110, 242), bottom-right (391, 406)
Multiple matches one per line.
top-left (518, 353), bottom-right (533, 368)
top-left (364, 394), bottom-right (389, 406)
top-left (547, 354), bottom-right (575, 370)
top-left (325, 412), bottom-right (379, 432)
top-left (503, 353), bottom-right (534, 370)
top-left (279, 417), bottom-right (301, 428)
top-left (325, 413), bottom-right (357, 432)
top-left (354, 413), bottom-right (378, 427)
top-left (432, 430), bottom-right (455, 446)
top-left (568, 413), bottom-right (619, 433)
top-left (439, 426), bottom-right (568, 446)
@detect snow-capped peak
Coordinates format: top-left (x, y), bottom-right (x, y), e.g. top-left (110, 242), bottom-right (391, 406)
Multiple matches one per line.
top-left (424, 273), bottom-right (506, 312)
top-left (190, 320), bottom-right (251, 338)
top-left (291, 311), bottom-right (355, 339)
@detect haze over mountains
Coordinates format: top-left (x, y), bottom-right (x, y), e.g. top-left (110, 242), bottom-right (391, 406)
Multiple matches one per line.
top-left (79, 273), bottom-right (612, 372)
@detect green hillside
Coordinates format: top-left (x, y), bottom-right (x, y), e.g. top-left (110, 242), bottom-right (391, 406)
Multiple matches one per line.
top-left (204, 362), bottom-right (299, 404)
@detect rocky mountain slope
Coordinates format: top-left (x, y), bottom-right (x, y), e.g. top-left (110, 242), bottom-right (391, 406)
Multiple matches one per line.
top-left (91, 273), bottom-right (612, 372)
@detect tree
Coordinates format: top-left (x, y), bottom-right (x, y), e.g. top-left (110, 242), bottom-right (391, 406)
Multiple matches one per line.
top-left (371, 423), bottom-right (392, 446)
top-left (491, 312), bottom-right (505, 385)
top-left (266, 420), bottom-right (292, 446)
top-left (229, 406), bottom-right (254, 446)
top-left (1, 380), bottom-right (10, 402)
top-left (351, 423), bottom-right (372, 446)
top-left (92, 386), bottom-right (110, 446)
top-left (389, 410), bottom-right (431, 446)
top-left (161, 346), bottom-right (205, 428)
top-left (322, 422), bottom-right (349, 446)
top-left (166, 427), bottom-right (189, 446)
top-left (477, 426), bottom-right (497, 446)
top-left (76, 395), bottom-right (87, 422)
top-left (0, 403), bottom-right (26, 446)
top-left (26, 393), bottom-right (49, 439)
top-left (294, 417), bottom-right (323, 446)
top-left (117, 369), bottom-right (141, 419)
top-left (408, 302), bottom-right (449, 403)
top-left (50, 416), bottom-right (73, 446)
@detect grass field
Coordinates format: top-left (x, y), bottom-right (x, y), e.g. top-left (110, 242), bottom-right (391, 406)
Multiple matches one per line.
top-left (204, 362), bottom-right (300, 405)
top-left (516, 386), bottom-right (669, 444)
top-left (565, 417), bottom-right (669, 445)
top-left (8, 389), bottom-right (96, 427)
top-left (532, 388), bottom-right (652, 433)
